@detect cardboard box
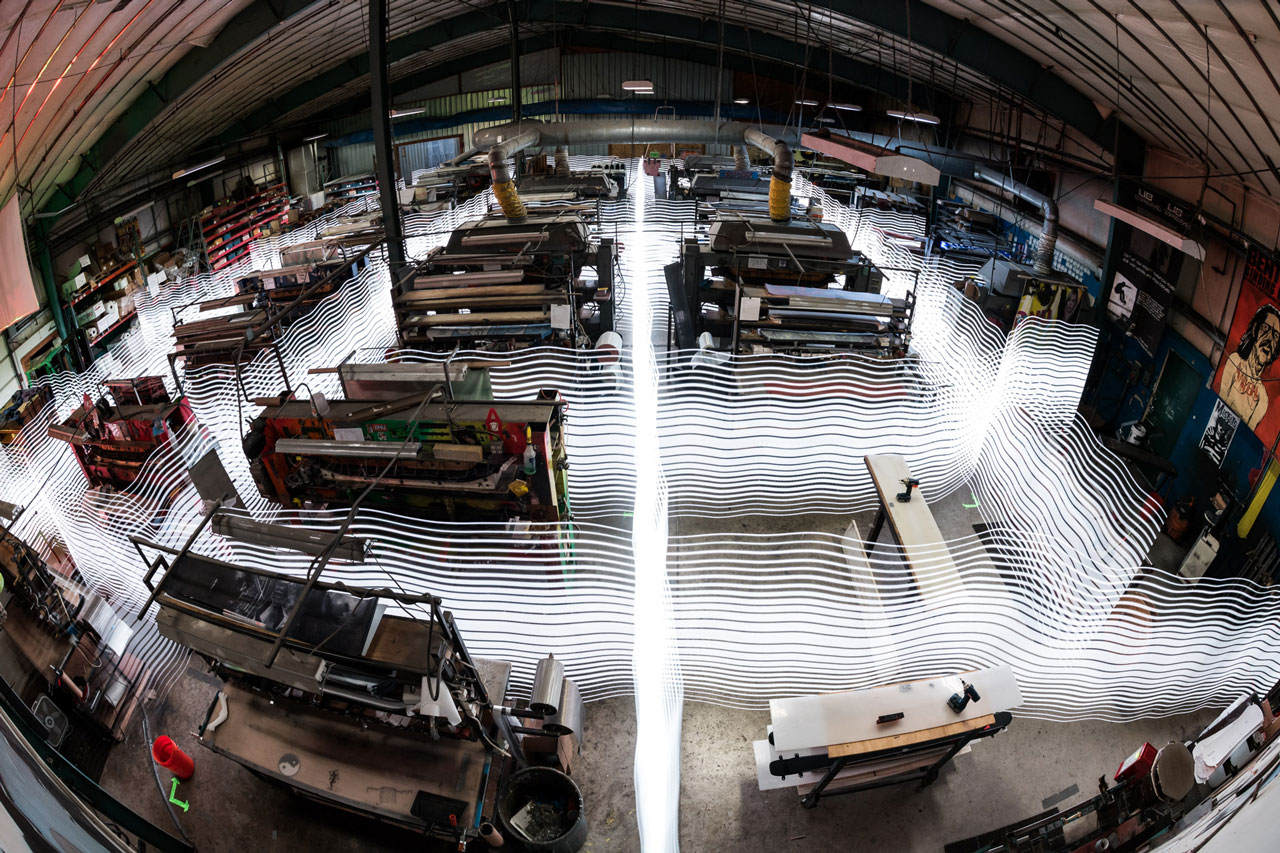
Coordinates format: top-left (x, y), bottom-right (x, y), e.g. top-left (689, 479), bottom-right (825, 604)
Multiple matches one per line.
top-left (76, 301), bottom-right (105, 326)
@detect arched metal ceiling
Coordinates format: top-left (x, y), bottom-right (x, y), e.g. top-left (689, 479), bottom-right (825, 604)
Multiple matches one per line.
top-left (6, 0), bottom-right (1280, 227)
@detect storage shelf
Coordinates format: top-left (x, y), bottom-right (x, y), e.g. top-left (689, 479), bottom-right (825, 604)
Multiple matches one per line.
top-left (202, 183), bottom-right (288, 232)
top-left (70, 260), bottom-right (137, 307)
top-left (201, 182), bottom-right (291, 269)
top-left (207, 209), bottom-right (288, 261)
top-left (87, 309), bottom-right (137, 348)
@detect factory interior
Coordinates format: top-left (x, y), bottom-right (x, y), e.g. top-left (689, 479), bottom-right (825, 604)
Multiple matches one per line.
top-left (2, 1), bottom-right (1280, 851)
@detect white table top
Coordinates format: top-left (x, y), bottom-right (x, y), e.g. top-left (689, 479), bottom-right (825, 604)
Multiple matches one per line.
top-left (769, 664), bottom-right (1022, 751)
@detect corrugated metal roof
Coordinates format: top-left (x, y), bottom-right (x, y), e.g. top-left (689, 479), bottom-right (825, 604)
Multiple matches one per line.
top-left (5, 0), bottom-right (1280, 220)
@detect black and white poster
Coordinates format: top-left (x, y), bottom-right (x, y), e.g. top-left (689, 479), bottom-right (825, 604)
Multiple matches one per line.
top-left (1119, 227), bottom-right (1183, 358)
top-left (1108, 184), bottom-right (1196, 357)
top-left (1199, 397), bottom-right (1241, 465)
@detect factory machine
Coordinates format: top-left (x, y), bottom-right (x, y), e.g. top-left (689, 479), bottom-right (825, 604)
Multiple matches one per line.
top-left (949, 688), bottom-right (1280, 853)
top-left (171, 244), bottom-right (371, 369)
top-left (243, 361), bottom-right (570, 522)
top-left (131, 451), bottom-right (585, 844)
top-left (409, 159), bottom-right (493, 206)
top-left (395, 211), bottom-right (616, 353)
top-left (667, 214), bottom-right (911, 355)
top-left (514, 150), bottom-right (622, 203)
top-left (47, 376), bottom-right (195, 493)
top-left (0, 384), bottom-right (54, 445)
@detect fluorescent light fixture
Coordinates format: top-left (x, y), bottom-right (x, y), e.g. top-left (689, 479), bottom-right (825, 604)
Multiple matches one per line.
top-left (304, 132), bottom-right (328, 142)
top-left (172, 155), bottom-right (225, 180)
top-left (814, 116), bottom-right (836, 124)
top-left (801, 131), bottom-right (941, 185)
top-left (488, 95), bottom-right (508, 103)
top-left (887, 109), bottom-right (940, 125)
top-left (832, 103), bottom-right (862, 112)
top-left (390, 107), bottom-right (426, 118)
top-left (733, 98), bottom-right (749, 105)
top-left (1094, 199), bottom-right (1206, 260)
top-left (622, 80), bottom-right (654, 91)
top-left (795, 99), bottom-right (819, 107)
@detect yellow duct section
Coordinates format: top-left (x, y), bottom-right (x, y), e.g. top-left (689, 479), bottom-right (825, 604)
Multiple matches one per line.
top-left (745, 128), bottom-right (793, 223)
top-left (492, 178), bottom-right (527, 220)
top-left (487, 129), bottom-right (540, 221)
top-left (768, 174), bottom-right (791, 222)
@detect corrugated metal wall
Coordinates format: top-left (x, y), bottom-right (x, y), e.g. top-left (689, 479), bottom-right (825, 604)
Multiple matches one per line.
top-left (324, 51), bottom-right (738, 169)
top-left (558, 52), bottom-right (730, 102)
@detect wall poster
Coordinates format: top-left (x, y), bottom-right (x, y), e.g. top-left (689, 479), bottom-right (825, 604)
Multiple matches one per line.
top-left (1106, 185), bottom-right (1197, 357)
top-left (1213, 249), bottom-right (1280, 443)
top-left (1014, 279), bottom-right (1087, 326)
top-left (1200, 397), bottom-right (1241, 465)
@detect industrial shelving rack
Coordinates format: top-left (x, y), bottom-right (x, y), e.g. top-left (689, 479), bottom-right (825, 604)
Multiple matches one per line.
top-left (200, 183), bottom-right (291, 271)
top-left (323, 173), bottom-right (377, 206)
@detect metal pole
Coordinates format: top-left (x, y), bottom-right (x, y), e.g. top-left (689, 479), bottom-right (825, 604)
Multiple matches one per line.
top-left (369, 0), bottom-right (406, 274)
top-left (509, 1), bottom-right (522, 125)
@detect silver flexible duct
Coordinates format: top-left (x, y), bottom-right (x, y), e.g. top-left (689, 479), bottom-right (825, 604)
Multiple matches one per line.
top-left (554, 146), bottom-right (570, 177)
top-left (734, 145), bottom-right (749, 171)
top-left (972, 163), bottom-right (1059, 275)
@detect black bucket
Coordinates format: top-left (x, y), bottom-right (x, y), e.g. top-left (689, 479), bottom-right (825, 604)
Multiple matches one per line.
top-left (497, 766), bottom-right (588, 852)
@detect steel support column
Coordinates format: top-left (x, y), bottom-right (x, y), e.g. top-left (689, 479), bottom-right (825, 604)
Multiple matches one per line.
top-left (509, 1), bottom-right (523, 125)
top-left (369, 0), bottom-right (406, 275)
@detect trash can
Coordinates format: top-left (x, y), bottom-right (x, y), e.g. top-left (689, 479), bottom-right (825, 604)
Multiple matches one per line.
top-left (497, 767), bottom-right (588, 852)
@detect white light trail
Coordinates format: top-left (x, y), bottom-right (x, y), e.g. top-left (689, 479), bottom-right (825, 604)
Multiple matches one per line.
top-left (3, 153), bottom-right (1278, 853)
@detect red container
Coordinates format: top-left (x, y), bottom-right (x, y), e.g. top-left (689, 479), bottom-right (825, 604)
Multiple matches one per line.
top-left (1115, 741), bottom-right (1156, 783)
top-left (152, 735), bottom-right (194, 780)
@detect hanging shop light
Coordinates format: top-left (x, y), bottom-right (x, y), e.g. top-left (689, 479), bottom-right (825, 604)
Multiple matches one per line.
top-left (622, 80), bottom-right (654, 91)
top-left (1094, 199), bottom-right (1206, 260)
top-left (832, 103), bottom-right (862, 112)
top-left (887, 109), bottom-right (940, 125)
top-left (172, 156), bottom-right (225, 180)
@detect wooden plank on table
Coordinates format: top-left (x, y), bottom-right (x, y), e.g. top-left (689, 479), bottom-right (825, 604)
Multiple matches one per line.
top-left (828, 714), bottom-right (997, 757)
top-left (796, 748), bottom-right (951, 794)
top-left (397, 294), bottom-right (567, 310)
top-left (396, 283), bottom-right (548, 303)
top-left (769, 664), bottom-right (1021, 751)
top-left (413, 270), bottom-right (526, 289)
top-left (409, 310), bottom-right (548, 326)
top-left (864, 453), bottom-right (962, 603)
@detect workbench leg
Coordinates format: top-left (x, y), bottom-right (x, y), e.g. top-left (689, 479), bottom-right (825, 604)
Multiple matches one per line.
top-left (865, 507), bottom-right (886, 553)
top-left (918, 733), bottom-right (975, 790)
top-left (800, 757), bottom-right (847, 810)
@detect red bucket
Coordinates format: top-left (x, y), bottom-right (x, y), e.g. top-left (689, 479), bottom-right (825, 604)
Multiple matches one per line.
top-left (152, 735), bottom-right (194, 780)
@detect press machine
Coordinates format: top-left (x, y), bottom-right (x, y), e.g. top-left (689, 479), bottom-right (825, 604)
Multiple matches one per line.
top-left (395, 212), bottom-right (615, 352)
top-left (47, 376), bottom-right (195, 493)
top-left (243, 362), bottom-right (570, 521)
top-left (668, 214), bottom-right (910, 355)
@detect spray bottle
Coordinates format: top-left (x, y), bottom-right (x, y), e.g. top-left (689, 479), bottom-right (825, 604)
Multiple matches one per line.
top-left (522, 426), bottom-right (537, 475)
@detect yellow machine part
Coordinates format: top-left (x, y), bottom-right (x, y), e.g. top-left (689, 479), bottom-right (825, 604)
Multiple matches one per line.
top-left (493, 179), bottom-right (527, 220)
top-left (768, 174), bottom-right (791, 222)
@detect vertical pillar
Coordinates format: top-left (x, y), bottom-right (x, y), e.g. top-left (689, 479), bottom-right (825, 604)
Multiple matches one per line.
top-left (369, 0), bottom-right (406, 275)
top-left (509, 1), bottom-right (522, 124)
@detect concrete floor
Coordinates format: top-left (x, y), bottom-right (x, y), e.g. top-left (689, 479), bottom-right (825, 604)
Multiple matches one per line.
top-left (94, 487), bottom-right (1215, 851)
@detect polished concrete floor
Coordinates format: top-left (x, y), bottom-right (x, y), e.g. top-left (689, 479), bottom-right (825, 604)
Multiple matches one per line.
top-left (97, 487), bottom-right (1210, 851)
